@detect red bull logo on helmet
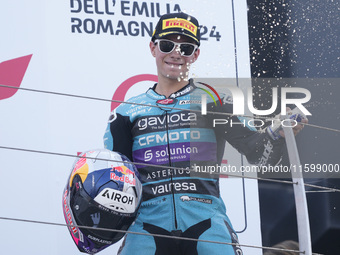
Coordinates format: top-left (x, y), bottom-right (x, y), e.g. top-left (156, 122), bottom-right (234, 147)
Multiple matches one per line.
top-left (110, 166), bottom-right (136, 185)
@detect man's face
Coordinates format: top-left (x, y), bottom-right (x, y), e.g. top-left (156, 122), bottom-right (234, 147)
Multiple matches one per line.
top-left (150, 34), bottom-right (200, 82)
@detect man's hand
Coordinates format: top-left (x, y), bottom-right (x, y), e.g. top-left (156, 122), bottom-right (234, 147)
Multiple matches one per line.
top-left (279, 107), bottom-right (308, 137)
top-left (267, 107), bottom-right (308, 140)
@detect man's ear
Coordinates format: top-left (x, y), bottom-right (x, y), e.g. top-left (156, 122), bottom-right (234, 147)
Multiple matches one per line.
top-left (191, 48), bottom-right (200, 63)
top-left (150, 41), bottom-right (156, 57)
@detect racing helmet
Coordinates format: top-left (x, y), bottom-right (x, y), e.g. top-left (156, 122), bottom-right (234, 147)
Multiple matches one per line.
top-left (62, 149), bottom-right (142, 254)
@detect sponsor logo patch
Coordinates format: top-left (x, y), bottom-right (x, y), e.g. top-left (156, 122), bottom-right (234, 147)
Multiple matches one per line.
top-left (94, 188), bottom-right (135, 213)
top-left (162, 18), bottom-right (197, 35)
top-left (110, 166), bottom-right (136, 185)
top-left (156, 98), bottom-right (177, 105)
top-left (180, 195), bottom-right (212, 204)
top-left (152, 182), bottom-right (196, 195)
top-left (179, 100), bottom-right (201, 105)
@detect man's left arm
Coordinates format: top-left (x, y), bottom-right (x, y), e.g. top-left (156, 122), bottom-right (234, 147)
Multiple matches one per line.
top-left (212, 102), bottom-right (307, 166)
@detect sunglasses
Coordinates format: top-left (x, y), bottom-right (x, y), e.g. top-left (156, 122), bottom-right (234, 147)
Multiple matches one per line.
top-left (154, 39), bottom-right (198, 57)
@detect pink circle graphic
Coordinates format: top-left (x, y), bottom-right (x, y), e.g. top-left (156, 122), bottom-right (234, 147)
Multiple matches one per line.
top-left (111, 74), bottom-right (158, 111)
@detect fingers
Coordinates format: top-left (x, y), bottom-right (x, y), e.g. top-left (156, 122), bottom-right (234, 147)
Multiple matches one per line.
top-left (287, 107), bottom-right (308, 136)
top-left (292, 124), bottom-right (303, 135)
top-left (292, 121), bottom-right (307, 135)
top-left (279, 118), bottom-right (308, 137)
top-left (279, 129), bottom-right (285, 138)
top-left (301, 118), bottom-right (308, 124)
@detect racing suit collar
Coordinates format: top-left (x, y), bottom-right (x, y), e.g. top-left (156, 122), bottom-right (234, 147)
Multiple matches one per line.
top-left (146, 79), bottom-right (197, 100)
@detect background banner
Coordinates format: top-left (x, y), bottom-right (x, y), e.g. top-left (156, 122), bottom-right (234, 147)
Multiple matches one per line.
top-left (0, 0), bottom-right (262, 254)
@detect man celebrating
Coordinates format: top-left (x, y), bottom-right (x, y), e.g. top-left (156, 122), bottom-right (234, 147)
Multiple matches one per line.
top-left (104, 12), bottom-right (306, 255)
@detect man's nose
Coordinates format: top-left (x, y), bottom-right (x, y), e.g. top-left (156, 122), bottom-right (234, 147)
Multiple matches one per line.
top-left (170, 45), bottom-right (182, 57)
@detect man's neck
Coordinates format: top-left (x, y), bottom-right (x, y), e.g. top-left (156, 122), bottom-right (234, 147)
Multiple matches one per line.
top-left (155, 77), bottom-right (189, 98)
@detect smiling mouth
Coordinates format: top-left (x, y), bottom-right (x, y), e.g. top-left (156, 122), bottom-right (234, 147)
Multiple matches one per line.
top-left (165, 61), bottom-right (184, 68)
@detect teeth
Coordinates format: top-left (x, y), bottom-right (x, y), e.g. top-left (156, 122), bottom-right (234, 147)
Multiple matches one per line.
top-left (167, 63), bottom-right (182, 68)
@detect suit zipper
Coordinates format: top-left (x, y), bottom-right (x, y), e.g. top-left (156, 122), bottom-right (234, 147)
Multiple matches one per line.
top-left (164, 111), bottom-right (178, 229)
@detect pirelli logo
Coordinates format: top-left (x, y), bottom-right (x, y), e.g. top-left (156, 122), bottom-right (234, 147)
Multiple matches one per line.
top-left (162, 18), bottom-right (197, 35)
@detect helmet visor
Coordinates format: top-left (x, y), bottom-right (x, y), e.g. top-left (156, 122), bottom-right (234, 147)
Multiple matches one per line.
top-left (70, 176), bottom-right (133, 242)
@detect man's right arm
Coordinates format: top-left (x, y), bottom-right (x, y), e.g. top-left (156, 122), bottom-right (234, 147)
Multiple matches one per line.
top-left (103, 109), bottom-right (133, 161)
